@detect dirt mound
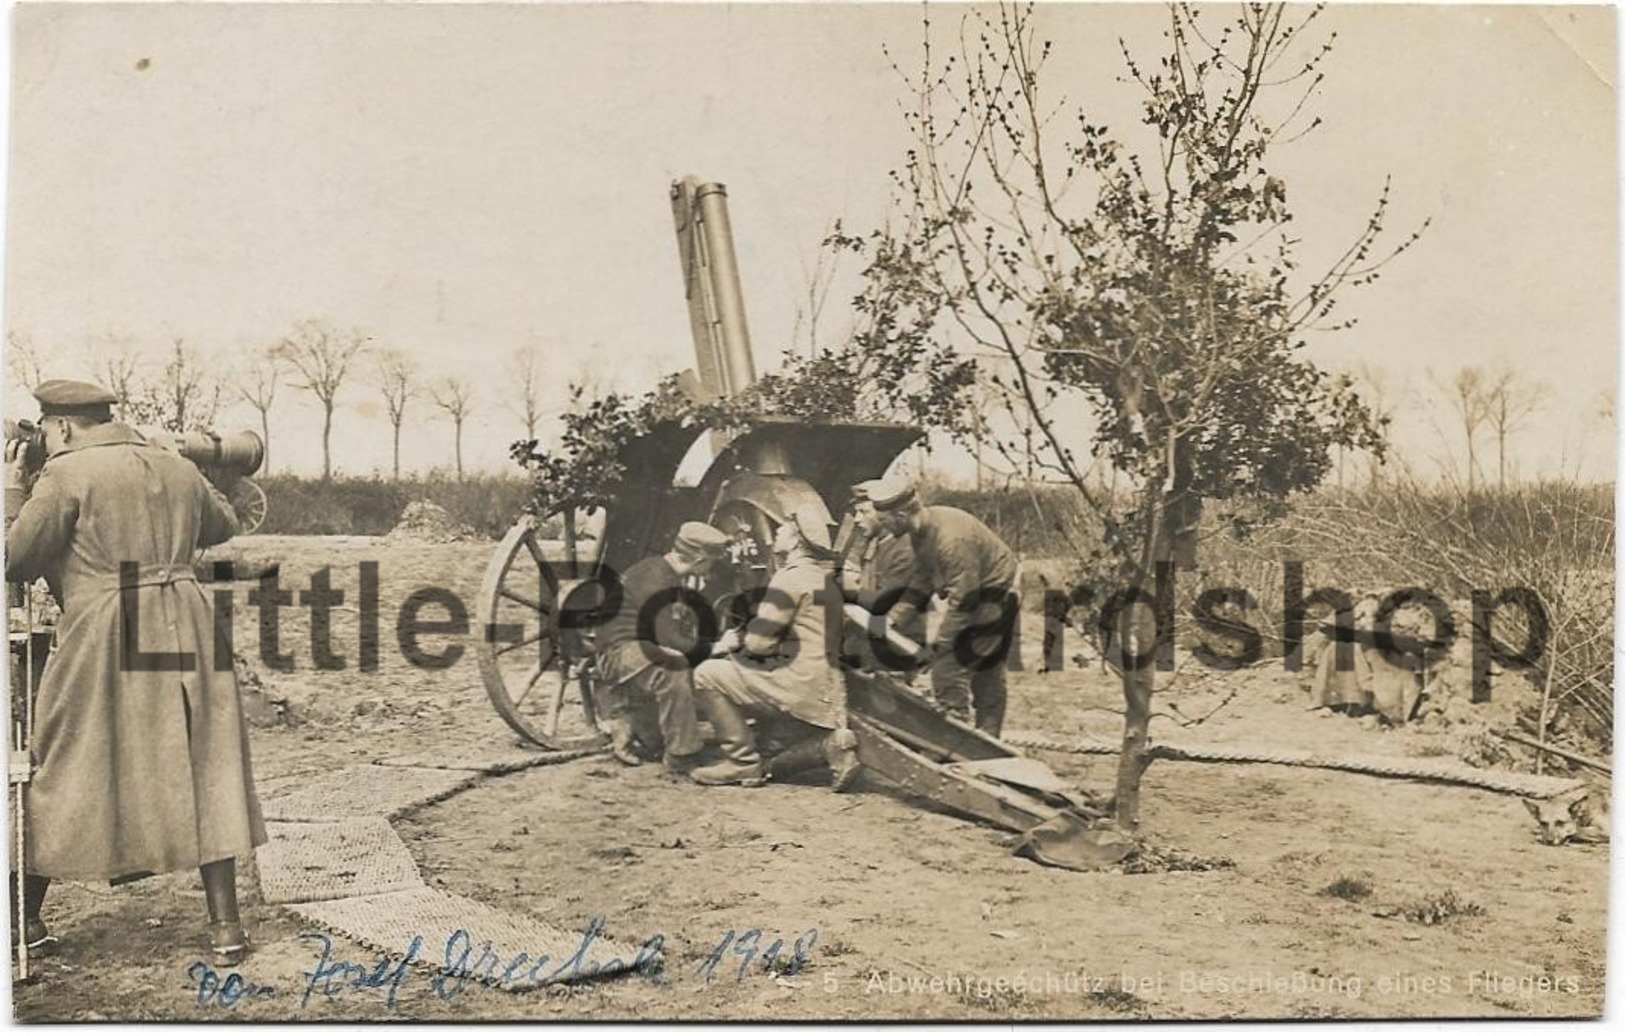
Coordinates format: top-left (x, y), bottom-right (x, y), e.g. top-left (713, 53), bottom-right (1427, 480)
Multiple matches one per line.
top-left (387, 501), bottom-right (477, 544)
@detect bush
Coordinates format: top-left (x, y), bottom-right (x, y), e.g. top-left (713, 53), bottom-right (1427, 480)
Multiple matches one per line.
top-left (253, 474), bottom-right (536, 539)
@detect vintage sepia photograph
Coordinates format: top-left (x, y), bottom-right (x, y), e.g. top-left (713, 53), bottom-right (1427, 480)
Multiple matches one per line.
top-left (2, 0), bottom-right (1616, 1023)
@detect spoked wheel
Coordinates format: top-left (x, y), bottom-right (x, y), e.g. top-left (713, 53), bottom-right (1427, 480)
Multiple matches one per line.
top-left (229, 477), bottom-right (268, 534)
top-left (476, 516), bottom-right (608, 750)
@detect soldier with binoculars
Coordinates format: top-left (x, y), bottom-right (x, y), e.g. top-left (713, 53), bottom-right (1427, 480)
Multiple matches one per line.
top-left (6, 379), bottom-right (266, 967)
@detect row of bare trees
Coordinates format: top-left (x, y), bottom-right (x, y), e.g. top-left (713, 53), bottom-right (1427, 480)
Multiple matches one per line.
top-left (7, 322), bottom-right (555, 482)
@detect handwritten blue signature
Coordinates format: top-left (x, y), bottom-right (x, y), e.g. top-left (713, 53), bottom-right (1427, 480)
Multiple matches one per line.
top-left (184, 919), bottom-right (818, 1010)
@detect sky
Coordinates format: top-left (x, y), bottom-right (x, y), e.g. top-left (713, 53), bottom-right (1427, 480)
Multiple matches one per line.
top-left (1, 1), bottom-right (1618, 485)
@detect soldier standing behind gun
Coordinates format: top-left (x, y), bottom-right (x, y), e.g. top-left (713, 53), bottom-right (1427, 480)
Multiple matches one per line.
top-left (841, 479), bottom-right (927, 672)
top-left (4, 380), bottom-right (265, 966)
top-left (869, 475), bottom-right (1018, 738)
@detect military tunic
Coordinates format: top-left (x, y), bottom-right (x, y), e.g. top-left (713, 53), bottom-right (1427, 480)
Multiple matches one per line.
top-left (695, 556), bottom-right (844, 729)
top-left (898, 505), bottom-right (1018, 736)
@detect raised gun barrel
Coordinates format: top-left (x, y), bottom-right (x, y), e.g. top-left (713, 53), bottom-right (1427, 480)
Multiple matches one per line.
top-left (671, 176), bottom-right (757, 400)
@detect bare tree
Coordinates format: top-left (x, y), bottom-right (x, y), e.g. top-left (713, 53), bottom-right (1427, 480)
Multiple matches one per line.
top-left (790, 225), bottom-right (849, 357)
top-left (142, 339), bottom-right (223, 433)
top-left (6, 330), bottom-right (47, 390)
top-left (429, 376), bottom-right (476, 481)
top-left (500, 346), bottom-right (543, 442)
top-left (231, 346), bottom-right (281, 474)
top-left (83, 335), bottom-right (158, 425)
top-left (272, 320), bottom-right (369, 481)
top-left (374, 350), bottom-right (417, 480)
top-left (1484, 365), bottom-right (1548, 488)
top-left (1440, 366), bottom-right (1492, 493)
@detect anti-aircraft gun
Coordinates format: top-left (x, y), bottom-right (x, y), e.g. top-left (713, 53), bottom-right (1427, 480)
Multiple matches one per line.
top-left (473, 178), bottom-right (1115, 870)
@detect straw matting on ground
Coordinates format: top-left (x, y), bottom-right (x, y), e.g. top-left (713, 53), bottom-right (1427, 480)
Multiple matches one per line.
top-left (256, 818), bottom-right (426, 905)
top-left (262, 764), bottom-right (483, 821)
top-left (285, 886), bottom-right (654, 991)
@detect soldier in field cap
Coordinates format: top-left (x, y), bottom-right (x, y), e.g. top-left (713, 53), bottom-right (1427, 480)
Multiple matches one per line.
top-left (32, 378), bottom-right (120, 419)
top-left (871, 474), bottom-right (1019, 737)
top-left (840, 479), bottom-right (927, 672)
top-left (5, 376), bottom-right (265, 965)
top-left (592, 520), bottom-right (730, 774)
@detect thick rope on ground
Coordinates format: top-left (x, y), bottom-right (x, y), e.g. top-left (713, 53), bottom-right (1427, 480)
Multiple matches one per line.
top-left (1002, 730), bottom-right (1587, 799)
top-left (262, 764), bottom-right (483, 822)
top-left (372, 746), bottom-right (606, 775)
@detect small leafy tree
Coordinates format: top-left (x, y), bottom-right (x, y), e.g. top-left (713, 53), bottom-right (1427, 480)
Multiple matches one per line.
top-left (841, 2), bottom-right (1420, 829)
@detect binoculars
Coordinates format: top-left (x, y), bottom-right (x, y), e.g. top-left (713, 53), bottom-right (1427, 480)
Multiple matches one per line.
top-left (2, 421), bottom-right (264, 480)
top-left (3, 418), bottom-right (47, 474)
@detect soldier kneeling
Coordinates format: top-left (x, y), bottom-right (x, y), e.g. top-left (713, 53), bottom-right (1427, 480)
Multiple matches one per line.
top-left (692, 506), bottom-right (859, 791)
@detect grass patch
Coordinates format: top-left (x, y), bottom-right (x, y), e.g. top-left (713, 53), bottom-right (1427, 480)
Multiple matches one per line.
top-left (1320, 876), bottom-right (1374, 902)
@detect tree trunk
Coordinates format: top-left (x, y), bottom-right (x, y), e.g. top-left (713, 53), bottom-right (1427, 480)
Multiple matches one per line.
top-left (392, 421), bottom-right (402, 481)
top-left (259, 410), bottom-right (271, 476)
top-left (1113, 605), bottom-right (1157, 832)
top-left (1497, 425), bottom-right (1507, 488)
top-left (321, 405), bottom-right (334, 482)
top-left (454, 420), bottom-right (464, 481)
top-left (563, 509), bottom-right (578, 570)
top-left (1114, 438), bottom-right (1182, 833)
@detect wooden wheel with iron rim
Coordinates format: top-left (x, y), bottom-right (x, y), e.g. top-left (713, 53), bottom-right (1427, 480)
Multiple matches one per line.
top-left (476, 515), bottom-right (608, 750)
top-left (228, 477), bottom-right (268, 534)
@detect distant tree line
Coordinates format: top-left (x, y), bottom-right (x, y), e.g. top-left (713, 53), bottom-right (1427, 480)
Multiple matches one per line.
top-left (4, 322), bottom-right (562, 483)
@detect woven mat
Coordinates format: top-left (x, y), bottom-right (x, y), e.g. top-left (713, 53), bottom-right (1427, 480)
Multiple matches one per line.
top-left (256, 818), bottom-right (425, 905)
top-left (262, 765), bottom-right (482, 822)
top-left (286, 886), bottom-right (653, 990)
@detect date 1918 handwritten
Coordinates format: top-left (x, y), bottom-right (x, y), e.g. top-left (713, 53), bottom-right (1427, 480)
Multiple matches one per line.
top-left (182, 921), bottom-right (823, 1011)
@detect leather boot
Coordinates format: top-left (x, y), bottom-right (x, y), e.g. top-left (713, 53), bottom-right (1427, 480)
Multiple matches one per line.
top-left (824, 727), bottom-right (862, 793)
top-left (607, 714), bottom-right (642, 767)
top-left (765, 736), bottom-right (828, 781)
top-left (692, 690), bottom-right (765, 787)
top-left (9, 873), bottom-right (51, 951)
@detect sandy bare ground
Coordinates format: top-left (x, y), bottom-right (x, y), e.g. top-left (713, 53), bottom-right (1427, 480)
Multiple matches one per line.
top-left (9, 536), bottom-right (1607, 1021)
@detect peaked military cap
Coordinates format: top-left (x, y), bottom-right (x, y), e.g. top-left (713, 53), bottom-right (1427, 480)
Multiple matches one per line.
top-left (675, 521), bottom-right (730, 557)
top-left (867, 474), bottom-right (918, 512)
top-left (33, 379), bottom-right (118, 418)
top-left (787, 504), bottom-right (834, 553)
top-left (851, 479), bottom-right (884, 502)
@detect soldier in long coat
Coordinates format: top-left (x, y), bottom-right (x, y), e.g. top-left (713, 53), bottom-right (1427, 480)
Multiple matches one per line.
top-left (5, 380), bottom-right (265, 964)
top-left (691, 506), bottom-right (859, 790)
